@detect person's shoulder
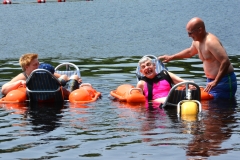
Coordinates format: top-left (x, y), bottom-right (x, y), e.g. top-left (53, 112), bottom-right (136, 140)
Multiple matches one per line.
top-left (205, 33), bottom-right (222, 47)
top-left (206, 33), bottom-right (220, 42)
top-left (10, 73), bottom-right (26, 82)
top-left (137, 80), bottom-right (145, 86)
top-left (192, 40), bottom-right (199, 48)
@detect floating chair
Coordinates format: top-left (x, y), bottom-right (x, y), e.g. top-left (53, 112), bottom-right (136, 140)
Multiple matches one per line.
top-left (55, 62), bottom-right (81, 78)
top-left (110, 55), bottom-right (167, 104)
top-left (26, 69), bottom-right (64, 103)
top-left (56, 63), bottom-right (102, 103)
top-left (136, 55), bottom-right (201, 108)
top-left (136, 54), bottom-right (167, 81)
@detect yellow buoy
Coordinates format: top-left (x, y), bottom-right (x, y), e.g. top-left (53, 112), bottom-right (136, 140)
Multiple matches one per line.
top-left (180, 101), bottom-right (198, 115)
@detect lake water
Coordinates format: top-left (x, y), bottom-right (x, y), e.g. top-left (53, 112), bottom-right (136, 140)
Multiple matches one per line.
top-left (0, 0), bottom-right (240, 159)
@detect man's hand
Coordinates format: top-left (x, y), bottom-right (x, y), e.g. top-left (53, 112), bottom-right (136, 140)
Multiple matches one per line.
top-left (204, 81), bottom-right (217, 92)
top-left (158, 55), bottom-right (173, 63)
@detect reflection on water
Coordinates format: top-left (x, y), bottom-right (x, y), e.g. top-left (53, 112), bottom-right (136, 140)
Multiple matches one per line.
top-left (27, 102), bottom-right (66, 133)
top-left (185, 99), bottom-right (238, 158)
top-left (0, 56), bottom-right (240, 159)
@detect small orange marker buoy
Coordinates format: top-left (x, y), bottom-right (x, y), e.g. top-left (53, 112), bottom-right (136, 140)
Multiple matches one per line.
top-left (3, 0), bottom-right (11, 4)
top-left (37, 0), bottom-right (45, 3)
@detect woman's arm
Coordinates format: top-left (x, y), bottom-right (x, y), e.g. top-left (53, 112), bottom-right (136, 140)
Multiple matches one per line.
top-left (168, 71), bottom-right (187, 84)
top-left (136, 80), bottom-right (145, 91)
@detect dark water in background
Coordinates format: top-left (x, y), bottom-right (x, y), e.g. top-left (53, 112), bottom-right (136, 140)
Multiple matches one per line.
top-left (0, 0), bottom-right (240, 159)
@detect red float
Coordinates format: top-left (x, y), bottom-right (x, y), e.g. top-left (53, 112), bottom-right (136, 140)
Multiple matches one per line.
top-left (37, 0), bottom-right (46, 3)
top-left (58, 0), bottom-right (65, 2)
top-left (3, 0), bottom-right (11, 4)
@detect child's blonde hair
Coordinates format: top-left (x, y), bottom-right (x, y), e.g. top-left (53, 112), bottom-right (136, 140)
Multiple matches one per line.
top-left (19, 53), bottom-right (38, 71)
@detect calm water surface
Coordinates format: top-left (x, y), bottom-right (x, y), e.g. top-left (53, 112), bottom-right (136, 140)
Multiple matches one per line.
top-left (0, 0), bottom-right (240, 159)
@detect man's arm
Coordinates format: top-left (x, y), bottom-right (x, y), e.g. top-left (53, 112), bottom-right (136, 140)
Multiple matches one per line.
top-left (204, 38), bottom-right (231, 92)
top-left (168, 71), bottom-right (187, 84)
top-left (158, 42), bottom-right (198, 62)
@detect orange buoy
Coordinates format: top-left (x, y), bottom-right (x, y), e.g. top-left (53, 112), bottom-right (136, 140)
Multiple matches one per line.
top-left (110, 84), bottom-right (146, 103)
top-left (58, 0), bottom-right (65, 2)
top-left (69, 83), bottom-right (101, 104)
top-left (200, 87), bottom-right (214, 100)
top-left (69, 88), bottom-right (91, 102)
top-left (0, 88), bottom-right (27, 103)
top-left (110, 84), bottom-right (134, 101)
top-left (126, 88), bottom-right (145, 103)
top-left (79, 83), bottom-right (97, 98)
top-left (37, 0), bottom-right (45, 3)
top-left (116, 84), bottom-right (134, 97)
top-left (3, 0), bottom-right (11, 4)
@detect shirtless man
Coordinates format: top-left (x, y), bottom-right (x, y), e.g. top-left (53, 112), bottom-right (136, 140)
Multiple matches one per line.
top-left (1, 53), bottom-right (39, 95)
top-left (158, 17), bottom-right (237, 99)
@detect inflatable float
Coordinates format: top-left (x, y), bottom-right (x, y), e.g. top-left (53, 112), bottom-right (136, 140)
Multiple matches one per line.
top-left (69, 83), bottom-right (101, 104)
top-left (0, 86), bottom-right (27, 103)
top-left (0, 83), bottom-right (101, 104)
top-left (110, 84), bottom-right (146, 103)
